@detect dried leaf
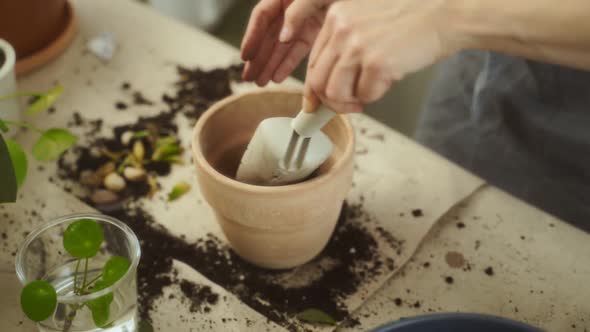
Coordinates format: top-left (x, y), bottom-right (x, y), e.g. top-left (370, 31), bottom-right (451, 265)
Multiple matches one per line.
top-left (100, 148), bottom-right (126, 162)
top-left (296, 309), bottom-right (337, 325)
top-left (167, 181), bottom-right (190, 201)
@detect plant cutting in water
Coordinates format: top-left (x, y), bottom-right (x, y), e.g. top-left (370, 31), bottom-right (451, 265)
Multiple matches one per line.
top-left (0, 85), bottom-right (77, 203)
top-left (20, 218), bottom-right (130, 331)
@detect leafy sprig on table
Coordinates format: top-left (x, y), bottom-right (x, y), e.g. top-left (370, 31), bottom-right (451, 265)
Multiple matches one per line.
top-left (0, 85), bottom-right (77, 203)
top-left (20, 218), bottom-right (130, 331)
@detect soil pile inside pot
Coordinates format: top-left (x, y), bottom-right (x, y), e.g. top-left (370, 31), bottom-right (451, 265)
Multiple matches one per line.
top-left (54, 64), bottom-right (397, 331)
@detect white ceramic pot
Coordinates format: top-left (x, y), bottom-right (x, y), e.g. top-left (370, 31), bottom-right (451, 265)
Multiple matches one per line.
top-left (0, 39), bottom-right (20, 138)
top-left (149, 0), bottom-right (235, 31)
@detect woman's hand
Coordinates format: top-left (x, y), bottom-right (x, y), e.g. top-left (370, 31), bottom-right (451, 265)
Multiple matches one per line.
top-left (304, 0), bottom-right (458, 113)
top-left (241, 0), bottom-right (339, 86)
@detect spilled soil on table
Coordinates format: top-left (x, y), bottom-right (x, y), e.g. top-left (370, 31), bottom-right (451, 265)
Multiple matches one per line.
top-left (54, 63), bottom-right (401, 331)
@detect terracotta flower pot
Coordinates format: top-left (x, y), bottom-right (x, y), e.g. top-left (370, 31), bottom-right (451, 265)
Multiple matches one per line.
top-left (0, 0), bottom-right (77, 76)
top-left (192, 89), bottom-right (355, 269)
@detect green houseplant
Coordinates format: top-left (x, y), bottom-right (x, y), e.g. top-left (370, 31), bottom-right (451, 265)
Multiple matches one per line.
top-left (16, 214), bottom-right (140, 331)
top-left (0, 84), bottom-right (77, 203)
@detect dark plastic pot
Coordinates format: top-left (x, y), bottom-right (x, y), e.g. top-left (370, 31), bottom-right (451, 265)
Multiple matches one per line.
top-left (370, 313), bottom-right (544, 332)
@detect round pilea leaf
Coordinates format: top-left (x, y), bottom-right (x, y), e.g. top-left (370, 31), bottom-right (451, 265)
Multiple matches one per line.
top-left (102, 256), bottom-right (130, 286)
top-left (86, 279), bottom-right (114, 328)
top-left (20, 281), bottom-right (57, 322)
top-left (63, 219), bottom-right (104, 258)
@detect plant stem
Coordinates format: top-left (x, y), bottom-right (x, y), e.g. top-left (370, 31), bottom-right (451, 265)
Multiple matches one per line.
top-left (62, 304), bottom-right (80, 332)
top-left (81, 258), bottom-right (89, 290)
top-left (82, 273), bottom-right (103, 293)
top-left (2, 120), bottom-right (44, 134)
top-left (73, 259), bottom-right (81, 294)
top-left (0, 92), bottom-right (38, 102)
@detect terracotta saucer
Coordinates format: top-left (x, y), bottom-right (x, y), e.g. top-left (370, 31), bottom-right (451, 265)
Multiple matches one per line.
top-left (15, 0), bottom-right (77, 77)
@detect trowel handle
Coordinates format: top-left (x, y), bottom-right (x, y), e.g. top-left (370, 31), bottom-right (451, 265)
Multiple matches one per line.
top-left (291, 105), bottom-right (336, 137)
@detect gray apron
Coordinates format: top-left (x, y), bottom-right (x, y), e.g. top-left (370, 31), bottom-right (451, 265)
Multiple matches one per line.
top-left (416, 51), bottom-right (590, 232)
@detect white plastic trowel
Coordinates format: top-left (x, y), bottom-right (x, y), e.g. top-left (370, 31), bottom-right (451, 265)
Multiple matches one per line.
top-left (236, 105), bottom-right (336, 186)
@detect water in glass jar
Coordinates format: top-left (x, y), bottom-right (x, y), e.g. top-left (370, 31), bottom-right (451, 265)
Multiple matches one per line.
top-left (38, 260), bottom-right (137, 332)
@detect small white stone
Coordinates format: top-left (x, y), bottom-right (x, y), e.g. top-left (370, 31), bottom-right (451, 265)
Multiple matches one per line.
top-left (349, 247), bottom-right (356, 254)
top-left (123, 167), bottom-right (146, 182)
top-left (121, 131), bottom-right (134, 146)
top-left (103, 172), bottom-right (126, 192)
top-left (90, 189), bottom-right (119, 205)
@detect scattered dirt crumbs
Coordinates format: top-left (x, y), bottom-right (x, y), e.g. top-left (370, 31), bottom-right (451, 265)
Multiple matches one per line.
top-left (102, 200), bottom-right (390, 331)
top-left (53, 63), bottom-right (400, 332)
top-left (179, 279), bottom-right (219, 313)
top-left (484, 266), bottom-right (495, 276)
top-left (444, 276), bottom-right (454, 284)
top-left (445, 251), bottom-right (466, 269)
top-left (457, 222), bottom-right (465, 229)
top-left (411, 209), bottom-right (423, 217)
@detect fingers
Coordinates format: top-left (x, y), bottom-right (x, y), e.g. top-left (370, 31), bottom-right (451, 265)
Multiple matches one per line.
top-left (242, 19), bottom-right (283, 82)
top-left (241, 0), bottom-right (284, 61)
top-left (272, 17), bottom-right (322, 83)
top-left (280, 0), bottom-right (329, 42)
top-left (307, 16), bottom-right (333, 68)
top-left (357, 56), bottom-right (393, 103)
top-left (272, 40), bottom-right (311, 83)
top-left (325, 54), bottom-right (360, 103)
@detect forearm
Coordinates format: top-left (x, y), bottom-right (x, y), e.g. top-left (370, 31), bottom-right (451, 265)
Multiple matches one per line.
top-left (448, 0), bottom-right (590, 70)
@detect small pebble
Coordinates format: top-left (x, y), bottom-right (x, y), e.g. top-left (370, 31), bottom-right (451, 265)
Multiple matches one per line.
top-left (133, 141), bottom-right (145, 162)
top-left (90, 189), bottom-right (119, 205)
top-left (121, 131), bottom-right (134, 146)
top-left (79, 170), bottom-right (102, 187)
top-left (96, 162), bottom-right (116, 178)
top-left (123, 167), bottom-right (146, 182)
top-left (104, 172), bottom-right (126, 192)
top-left (89, 147), bottom-right (102, 158)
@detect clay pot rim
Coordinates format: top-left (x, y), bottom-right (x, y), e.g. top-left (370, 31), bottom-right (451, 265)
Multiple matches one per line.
top-left (192, 88), bottom-right (355, 194)
top-left (15, 0), bottom-right (77, 77)
top-left (0, 39), bottom-right (16, 81)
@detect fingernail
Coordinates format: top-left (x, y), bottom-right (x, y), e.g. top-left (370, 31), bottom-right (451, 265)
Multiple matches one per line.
top-left (279, 27), bottom-right (290, 42)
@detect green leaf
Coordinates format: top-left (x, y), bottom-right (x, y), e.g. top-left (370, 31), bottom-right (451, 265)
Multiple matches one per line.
top-left (0, 134), bottom-right (17, 203)
top-left (5, 139), bottom-right (28, 188)
top-left (167, 181), bottom-right (190, 201)
top-left (32, 128), bottom-right (77, 161)
top-left (132, 130), bottom-right (149, 138)
top-left (0, 118), bottom-right (8, 132)
top-left (138, 320), bottom-right (155, 332)
top-left (20, 281), bottom-right (57, 322)
top-left (155, 136), bottom-right (177, 148)
top-left (85, 280), bottom-right (113, 328)
top-left (63, 219), bottom-right (104, 258)
top-left (102, 256), bottom-right (130, 286)
top-left (152, 136), bottom-right (182, 162)
top-left (296, 309), bottom-right (337, 325)
top-left (25, 85), bottom-right (64, 116)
